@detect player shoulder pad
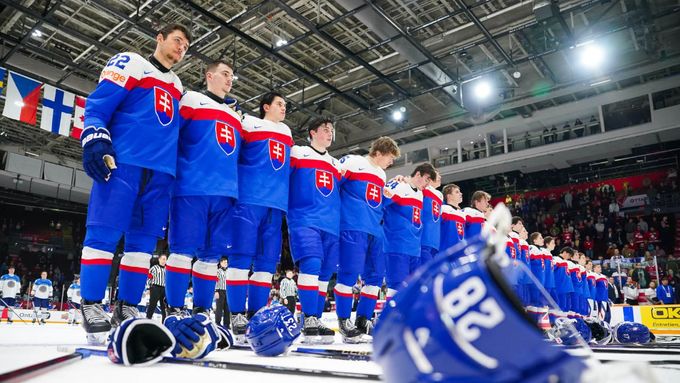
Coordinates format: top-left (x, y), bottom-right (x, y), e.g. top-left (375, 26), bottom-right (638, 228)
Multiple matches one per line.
top-left (508, 231), bottom-right (520, 240)
top-left (341, 155), bottom-right (386, 183)
top-left (462, 207), bottom-right (483, 218)
top-left (423, 186), bottom-right (443, 202)
top-left (241, 115), bottom-right (291, 138)
top-left (440, 204), bottom-right (456, 215)
top-left (99, 51), bottom-right (144, 87)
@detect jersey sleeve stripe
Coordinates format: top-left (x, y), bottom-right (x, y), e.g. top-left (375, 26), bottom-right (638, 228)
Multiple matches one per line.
top-left (343, 170), bottom-right (385, 187)
top-left (291, 158), bottom-right (341, 179)
top-left (244, 131), bottom-right (294, 146)
top-left (390, 194), bottom-right (423, 208)
top-left (441, 212), bottom-right (465, 222)
top-left (422, 189), bottom-right (443, 204)
top-left (136, 77), bottom-right (182, 99)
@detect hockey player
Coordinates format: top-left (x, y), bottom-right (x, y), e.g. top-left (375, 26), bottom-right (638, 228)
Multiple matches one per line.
top-left (418, 171), bottom-right (442, 269)
top-left (334, 136), bottom-right (400, 342)
top-left (462, 191), bottom-right (490, 239)
top-left (567, 251), bottom-right (583, 318)
top-left (77, 24), bottom-right (191, 342)
top-left (440, 183), bottom-right (466, 253)
top-left (384, 163), bottom-right (437, 300)
top-left (165, 60), bottom-right (242, 317)
top-left (543, 236), bottom-right (558, 323)
top-left (554, 247), bottom-right (575, 316)
top-left (527, 232), bottom-right (546, 321)
top-left (225, 92), bottom-right (293, 341)
top-left (0, 266), bottom-right (21, 324)
top-left (67, 275), bottom-right (82, 325)
top-left (287, 117), bottom-right (340, 344)
top-left (31, 271), bottom-right (52, 324)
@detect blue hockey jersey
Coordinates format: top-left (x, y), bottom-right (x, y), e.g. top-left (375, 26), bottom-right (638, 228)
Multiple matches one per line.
top-left (84, 52), bottom-right (183, 176)
top-left (420, 186), bottom-right (442, 250)
top-left (440, 204), bottom-right (465, 252)
top-left (338, 155), bottom-right (386, 238)
top-left (288, 145), bottom-right (341, 235)
top-left (175, 91), bottom-right (242, 197)
top-left (383, 180), bottom-right (424, 257)
top-left (237, 115), bottom-right (293, 211)
top-left (462, 207), bottom-right (485, 239)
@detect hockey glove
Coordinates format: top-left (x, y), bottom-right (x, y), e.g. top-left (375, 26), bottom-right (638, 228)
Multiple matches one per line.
top-left (164, 313), bottom-right (219, 359)
top-left (81, 126), bottom-right (116, 183)
top-left (107, 318), bottom-right (175, 366)
top-left (215, 324), bottom-right (234, 350)
top-left (225, 97), bottom-right (243, 119)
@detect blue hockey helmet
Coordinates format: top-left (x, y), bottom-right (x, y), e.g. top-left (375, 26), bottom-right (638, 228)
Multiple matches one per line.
top-left (613, 322), bottom-right (651, 344)
top-left (373, 206), bottom-right (588, 383)
top-left (549, 317), bottom-right (592, 345)
top-left (246, 304), bottom-right (300, 356)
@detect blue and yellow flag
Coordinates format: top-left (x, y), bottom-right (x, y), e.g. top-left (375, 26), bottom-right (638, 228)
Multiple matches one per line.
top-left (0, 67), bottom-right (6, 95)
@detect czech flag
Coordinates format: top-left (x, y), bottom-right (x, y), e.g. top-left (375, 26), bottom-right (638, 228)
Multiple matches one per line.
top-left (2, 71), bottom-right (42, 125)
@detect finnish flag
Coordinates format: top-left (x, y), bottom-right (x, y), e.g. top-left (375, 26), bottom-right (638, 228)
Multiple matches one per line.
top-left (41, 85), bottom-right (75, 136)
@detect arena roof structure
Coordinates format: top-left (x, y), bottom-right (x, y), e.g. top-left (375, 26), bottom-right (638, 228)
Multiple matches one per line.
top-left (0, 0), bottom-right (679, 163)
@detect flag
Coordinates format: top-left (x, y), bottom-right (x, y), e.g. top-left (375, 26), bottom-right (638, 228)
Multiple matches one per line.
top-left (0, 67), bottom-right (6, 94)
top-left (2, 71), bottom-right (42, 125)
top-left (41, 85), bottom-right (75, 136)
top-left (71, 95), bottom-right (86, 140)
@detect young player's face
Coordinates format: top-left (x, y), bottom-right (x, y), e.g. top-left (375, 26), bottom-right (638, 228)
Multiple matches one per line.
top-left (207, 64), bottom-right (233, 95)
top-left (311, 123), bottom-right (334, 149)
top-left (157, 30), bottom-right (189, 66)
top-left (41, 272), bottom-right (47, 279)
top-left (512, 220), bottom-right (525, 233)
top-left (448, 187), bottom-right (463, 206)
top-left (412, 172), bottom-right (431, 191)
top-left (373, 152), bottom-right (396, 170)
top-left (430, 173), bottom-right (442, 188)
top-left (475, 198), bottom-right (489, 212)
top-left (535, 234), bottom-right (544, 246)
top-left (264, 96), bottom-right (286, 122)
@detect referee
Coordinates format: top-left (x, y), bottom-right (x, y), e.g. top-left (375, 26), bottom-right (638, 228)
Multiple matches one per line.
top-left (214, 257), bottom-right (230, 328)
top-left (146, 254), bottom-right (167, 322)
top-left (280, 269), bottom-right (298, 314)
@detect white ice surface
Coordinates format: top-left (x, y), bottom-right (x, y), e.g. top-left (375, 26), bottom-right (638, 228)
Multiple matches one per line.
top-left (1, 323), bottom-right (679, 382)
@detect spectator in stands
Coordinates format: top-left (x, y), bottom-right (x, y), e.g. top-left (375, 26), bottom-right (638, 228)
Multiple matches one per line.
top-left (631, 264), bottom-right (651, 289)
top-left (657, 277), bottom-right (675, 304)
top-left (625, 218), bottom-right (636, 243)
top-left (543, 127), bottom-right (550, 144)
top-left (612, 268), bottom-right (629, 289)
top-left (660, 216), bottom-right (673, 253)
top-left (574, 118), bottom-right (584, 137)
top-left (638, 217), bottom-right (649, 233)
top-left (623, 278), bottom-right (639, 305)
top-left (643, 281), bottom-right (660, 305)
top-left (589, 115), bottom-right (599, 135)
top-left (622, 242), bottom-right (635, 258)
top-left (608, 200), bottom-right (619, 216)
top-left (564, 190), bottom-right (573, 209)
top-left (583, 235), bottom-right (594, 258)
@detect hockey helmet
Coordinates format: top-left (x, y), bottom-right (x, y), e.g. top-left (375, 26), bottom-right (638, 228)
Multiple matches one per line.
top-left (613, 322), bottom-right (652, 344)
top-left (373, 204), bottom-right (588, 383)
top-left (585, 318), bottom-right (612, 345)
top-left (548, 317), bottom-right (592, 345)
top-left (246, 304), bottom-right (300, 356)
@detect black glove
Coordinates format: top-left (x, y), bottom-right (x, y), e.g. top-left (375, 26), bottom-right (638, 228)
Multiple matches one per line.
top-left (225, 97), bottom-right (243, 119)
top-left (81, 126), bottom-right (116, 183)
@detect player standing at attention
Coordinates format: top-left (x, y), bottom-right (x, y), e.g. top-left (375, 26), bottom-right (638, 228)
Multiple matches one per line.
top-left (31, 271), bottom-right (52, 324)
top-left (225, 92), bottom-right (293, 342)
top-left (67, 275), bottom-right (82, 325)
top-left (288, 117), bottom-right (341, 344)
top-left (418, 171), bottom-right (442, 269)
top-left (462, 191), bottom-right (490, 239)
top-left (0, 266), bottom-right (21, 324)
top-left (334, 137), bottom-right (400, 342)
top-left (439, 184), bottom-right (466, 254)
top-left (77, 24), bottom-right (190, 343)
top-left (384, 163), bottom-right (437, 299)
top-left (164, 61), bottom-right (242, 317)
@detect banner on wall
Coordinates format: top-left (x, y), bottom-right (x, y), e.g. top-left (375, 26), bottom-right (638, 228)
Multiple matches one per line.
top-left (639, 305), bottom-right (680, 334)
top-left (621, 194), bottom-right (649, 209)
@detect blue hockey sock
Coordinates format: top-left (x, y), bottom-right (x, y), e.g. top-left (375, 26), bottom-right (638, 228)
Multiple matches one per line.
top-left (297, 273), bottom-right (319, 316)
top-left (356, 285), bottom-right (379, 318)
top-left (165, 253), bottom-right (192, 308)
top-left (333, 283), bottom-right (354, 319)
top-left (80, 247), bottom-right (114, 302)
top-left (192, 260), bottom-right (218, 310)
top-left (316, 280), bottom-right (329, 317)
top-left (247, 271), bottom-right (273, 313)
top-left (117, 252), bottom-right (150, 305)
top-left (226, 267), bottom-right (248, 313)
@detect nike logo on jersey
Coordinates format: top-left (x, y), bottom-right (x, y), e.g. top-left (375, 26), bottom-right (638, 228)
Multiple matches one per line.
top-left (253, 126), bottom-right (262, 129)
top-left (143, 70), bottom-right (154, 75)
top-left (199, 102), bottom-right (209, 106)
top-left (358, 167), bottom-right (365, 171)
top-left (303, 154), bottom-right (311, 157)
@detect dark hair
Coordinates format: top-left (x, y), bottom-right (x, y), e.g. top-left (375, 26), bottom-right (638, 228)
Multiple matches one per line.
top-left (544, 236), bottom-right (555, 245)
top-left (158, 24), bottom-right (192, 44)
top-left (259, 92), bottom-right (284, 119)
top-left (512, 216), bottom-right (523, 225)
top-left (560, 247), bottom-right (575, 256)
top-left (307, 117), bottom-right (334, 139)
top-left (205, 60), bottom-right (232, 75)
top-left (411, 162), bottom-right (437, 180)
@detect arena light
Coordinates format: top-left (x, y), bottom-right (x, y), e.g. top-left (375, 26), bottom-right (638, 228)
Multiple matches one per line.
top-left (32, 30), bottom-right (42, 38)
top-left (391, 110), bottom-right (404, 122)
top-left (275, 39), bottom-right (288, 47)
top-left (473, 80), bottom-right (492, 100)
top-left (578, 41), bottom-right (605, 70)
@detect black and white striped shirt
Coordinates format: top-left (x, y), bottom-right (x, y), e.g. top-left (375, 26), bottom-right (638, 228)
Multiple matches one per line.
top-left (280, 278), bottom-right (297, 298)
top-left (148, 265), bottom-right (165, 287)
top-left (216, 268), bottom-right (227, 291)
